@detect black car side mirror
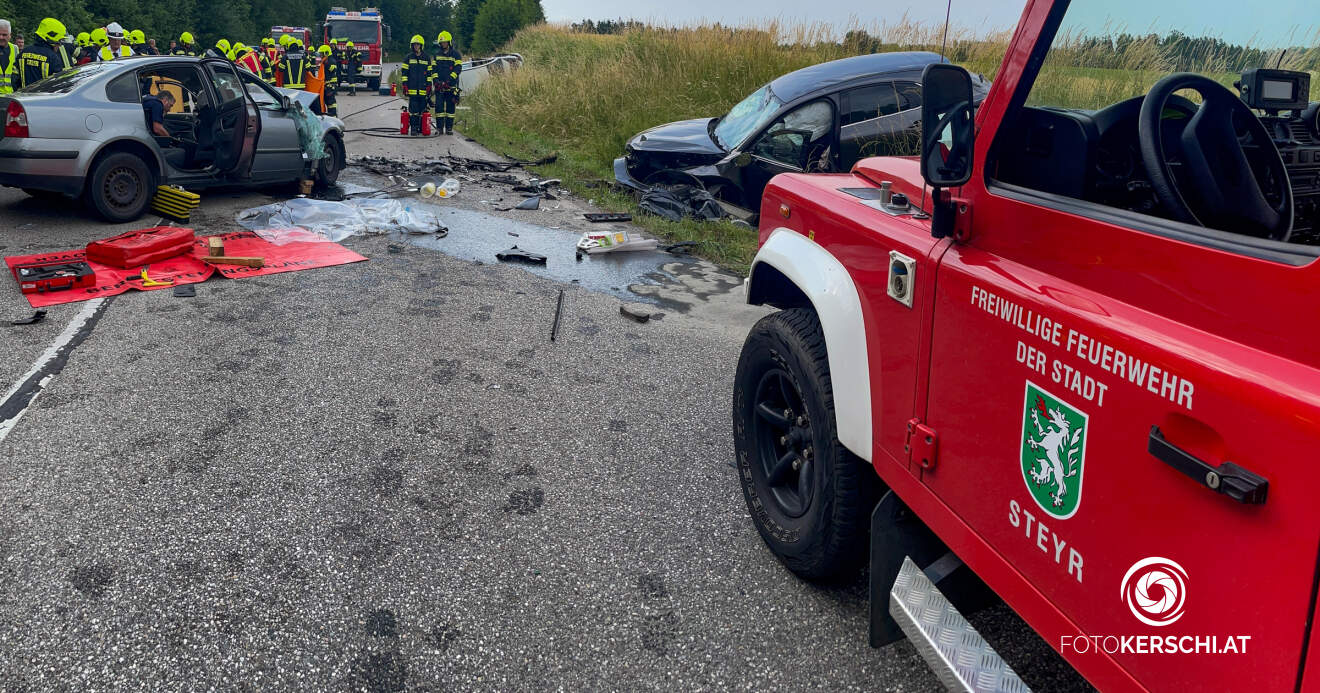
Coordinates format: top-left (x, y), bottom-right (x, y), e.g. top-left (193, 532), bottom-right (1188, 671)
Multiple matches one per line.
top-left (920, 63), bottom-right (975, 188)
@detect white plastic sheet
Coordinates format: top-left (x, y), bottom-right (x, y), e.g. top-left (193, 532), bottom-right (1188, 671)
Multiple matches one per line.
top-left (236, 197), bottom-right (445, 241)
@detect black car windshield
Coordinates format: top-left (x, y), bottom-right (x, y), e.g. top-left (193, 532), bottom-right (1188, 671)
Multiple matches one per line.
top-left (327, 21), bottom-right (379, 44)
top-left (713, 84), bottom-right (783, 150)
top-left (18, 61), bottom-right (118, 94)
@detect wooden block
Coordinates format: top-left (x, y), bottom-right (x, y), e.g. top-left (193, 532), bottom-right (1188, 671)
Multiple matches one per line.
top-left (201, 256), bottom-right (265, 268)
top-left (207, 237), bottom-right (225, 257)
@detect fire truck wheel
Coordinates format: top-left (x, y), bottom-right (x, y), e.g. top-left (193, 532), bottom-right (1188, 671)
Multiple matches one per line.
top-left (733, 308), bottom-right (875, 580)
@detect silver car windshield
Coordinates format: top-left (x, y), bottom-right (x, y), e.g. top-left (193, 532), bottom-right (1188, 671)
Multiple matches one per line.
top-left (713, 85), bottom-right (784, 150)
top-left (18, 61), bottom-right (118, 94)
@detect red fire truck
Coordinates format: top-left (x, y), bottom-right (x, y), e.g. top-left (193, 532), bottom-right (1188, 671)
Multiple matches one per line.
top-left (323, 7), bottom-right (389, 91)
top-left (269, 26), bottom-right (313, 48)
top-left (736, 0), bottom-right (1319, 690)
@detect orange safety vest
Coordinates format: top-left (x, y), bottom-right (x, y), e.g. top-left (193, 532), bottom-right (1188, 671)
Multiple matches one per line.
top-left (236, 51), bottom-right (262, 77)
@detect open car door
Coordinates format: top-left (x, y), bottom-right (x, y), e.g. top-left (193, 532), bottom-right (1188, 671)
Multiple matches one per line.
top-left (202, 59), bottom-right (260, 178)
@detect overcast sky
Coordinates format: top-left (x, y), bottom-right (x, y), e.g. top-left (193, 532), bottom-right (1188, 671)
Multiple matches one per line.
top-left (540, 0), bottom-right (1315, 47)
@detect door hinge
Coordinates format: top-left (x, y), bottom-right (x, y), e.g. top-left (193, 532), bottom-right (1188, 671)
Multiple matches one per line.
top-left (951, 196), bottom-right (973, 242)
top-left (905, 419), bottom-right (939, 472)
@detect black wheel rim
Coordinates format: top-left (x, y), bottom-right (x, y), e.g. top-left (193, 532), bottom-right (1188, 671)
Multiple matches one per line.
top-left (751, 367), bottom-right (815, 518)
top-left (322, 140), bottom-right (339, 177)
top-left (103, 166), bottom-right (143, 210)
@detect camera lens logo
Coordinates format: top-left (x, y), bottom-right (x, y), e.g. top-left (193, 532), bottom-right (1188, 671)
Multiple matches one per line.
top-left (1121, 557), bottom-right (1188, 627)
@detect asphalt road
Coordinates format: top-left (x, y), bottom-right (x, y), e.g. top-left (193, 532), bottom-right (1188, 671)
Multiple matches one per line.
top-left (0, 92), bottom-right (1092, 692)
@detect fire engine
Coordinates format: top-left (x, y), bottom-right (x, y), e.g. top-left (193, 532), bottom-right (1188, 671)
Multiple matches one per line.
top-left (324, 7), bottom-right (389, 91)
top-left (735, 0), bottom-right (1320, 690)
top-left (269, 26), bottom-right (313, 49)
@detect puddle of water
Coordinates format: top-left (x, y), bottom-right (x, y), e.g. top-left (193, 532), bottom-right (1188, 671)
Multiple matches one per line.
top-left (392, 205), bottom-right (696, 304)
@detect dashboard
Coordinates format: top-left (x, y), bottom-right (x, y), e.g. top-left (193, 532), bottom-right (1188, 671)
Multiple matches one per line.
top-left (991, 94), bottom-right (1320, 244)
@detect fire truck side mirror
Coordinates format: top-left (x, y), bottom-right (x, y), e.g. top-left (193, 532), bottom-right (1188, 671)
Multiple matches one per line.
top-left (919, 63), bottom-right (975, 189)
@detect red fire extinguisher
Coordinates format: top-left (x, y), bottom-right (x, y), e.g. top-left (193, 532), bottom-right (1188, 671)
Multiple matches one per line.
top-left (390, 82), bottom-right (397, 97)
top-left (421, 111), bottom-right (432, 136)
top-left (399, 108), bottom-right (409, 135)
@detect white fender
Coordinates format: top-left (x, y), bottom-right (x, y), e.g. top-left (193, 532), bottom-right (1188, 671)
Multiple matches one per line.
top-left (748, 229), bottom-right (872, 463)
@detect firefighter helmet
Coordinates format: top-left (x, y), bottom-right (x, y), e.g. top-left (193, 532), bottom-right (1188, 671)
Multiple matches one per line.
top-left (345, 41), bottom-right (354, 48)
top-left (76, 32), bottom-right (91, 47)
top-left (180, 31), bottom-right (194, 45)
top-left (279, 34), bottom-right (292, 47)
top-left (90, 27), bottom-right (108, 46)
top-left (318, 44), bottom-right (332, 55)
top-left (36, 17), bottom-right (67, 43)
top-left (130, 29), bottom-right (145, 45)
top-left (437, 31), bottom-right (452, 43)
top-left (410, 34), bottom-right (424, 46)
top-left (216, 38), bottom-right (231, 53)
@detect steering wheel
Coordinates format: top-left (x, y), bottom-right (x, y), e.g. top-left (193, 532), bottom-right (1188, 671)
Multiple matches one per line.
top-left (1138, 73), bottom-right (1292, 241)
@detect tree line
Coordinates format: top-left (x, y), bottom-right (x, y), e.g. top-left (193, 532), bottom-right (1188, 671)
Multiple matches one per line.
top-left (0, 0), bottom-right (542, 54)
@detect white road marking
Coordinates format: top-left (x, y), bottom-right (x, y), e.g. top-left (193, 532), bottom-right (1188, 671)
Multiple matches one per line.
top-left (0, 298), bottom-right (106, 445)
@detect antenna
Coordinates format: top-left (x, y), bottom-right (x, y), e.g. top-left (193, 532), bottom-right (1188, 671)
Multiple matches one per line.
top-left (1275, 49), bottom-right (1286, 69)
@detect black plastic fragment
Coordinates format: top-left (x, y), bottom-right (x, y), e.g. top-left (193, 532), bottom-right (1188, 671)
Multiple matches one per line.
top-left (496, 246), bottom-right (547, 265)
top-left (11, 309), bottom-right (46, 325)
top-left (173, 285), bottom-right (196, 298)
top-left (584, 213), bottom-right (632, 223)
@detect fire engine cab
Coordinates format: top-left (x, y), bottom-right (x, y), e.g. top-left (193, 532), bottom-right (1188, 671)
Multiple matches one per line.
top-left (323, 7), bottom-right (389, 91)
top-left (735, 0), bottom-right (1320, 690)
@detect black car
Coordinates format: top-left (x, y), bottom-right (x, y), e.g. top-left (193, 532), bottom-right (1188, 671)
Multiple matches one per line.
top-left (614, 51), bottom-right (991, 214)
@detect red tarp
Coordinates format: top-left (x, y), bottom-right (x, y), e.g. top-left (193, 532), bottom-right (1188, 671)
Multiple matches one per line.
top-left (6, 231), bottom-right (367, 308)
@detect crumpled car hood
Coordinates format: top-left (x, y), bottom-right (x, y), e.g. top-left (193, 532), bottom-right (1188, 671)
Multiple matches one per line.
top-left (628, 117), bottom-right (724, 156)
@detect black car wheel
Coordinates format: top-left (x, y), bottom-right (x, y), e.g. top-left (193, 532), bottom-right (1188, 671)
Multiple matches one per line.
top-left (316, 134), bottom-right (344, 187)
top-left (86, 153), bottom-right (154, 223)
top-left (733, 308), bottom-right (876, 580)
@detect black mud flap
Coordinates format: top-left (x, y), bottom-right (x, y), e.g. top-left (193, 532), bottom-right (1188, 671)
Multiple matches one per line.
top-left (868, 490), bottom-right (998, 647)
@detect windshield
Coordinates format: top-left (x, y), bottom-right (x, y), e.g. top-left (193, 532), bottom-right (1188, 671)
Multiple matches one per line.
top-left (17, 61), bottom-right (118, 94)
top-left (713, 84), bottom-right (784, 150)
top-left (327, 21), bottom-right (379, 44)
top-left (271, 29), bottom-right (307, 43)
top-left (1028, 0), bottom-right (1318, 109)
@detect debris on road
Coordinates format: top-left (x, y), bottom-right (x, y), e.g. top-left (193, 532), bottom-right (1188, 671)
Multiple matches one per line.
top-left (584, 213), bottom-right (632, 223)
top-left (172, 284), bottom-right (196, 298)
top-left (10, 309), bottom-right (46, 325)
top-left (638, 185), bottom-right (727, 222)
top-left (496, 246), bottom-right (547, 265)
top-left (620, 303), bottom-right (664, 323)
top-left (350, 153), bottom-right (557, 177)
top-left (237, 198), bottom-right (445, 241)
top-left (515, 197), bottom-right (542, 211)
top-left (551, 288), bottom-right (564, 341)
top-left (576, 230), bottom-right (659, 254)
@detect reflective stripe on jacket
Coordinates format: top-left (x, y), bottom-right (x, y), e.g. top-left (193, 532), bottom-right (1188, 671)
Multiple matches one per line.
top-left (0, 43), bottom-right (17, 94)
top-left (402, 51), bottom-right (433, 96)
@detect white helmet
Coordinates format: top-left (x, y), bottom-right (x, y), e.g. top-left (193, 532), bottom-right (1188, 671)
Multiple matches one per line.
top-left (106, 22), bottom-right (125, 40)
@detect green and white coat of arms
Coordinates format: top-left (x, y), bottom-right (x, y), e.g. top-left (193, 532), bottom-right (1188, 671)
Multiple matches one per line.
top-left (1020, 381), bottom-right (1088, 519)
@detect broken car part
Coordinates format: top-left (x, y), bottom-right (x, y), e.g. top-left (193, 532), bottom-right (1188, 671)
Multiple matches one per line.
top-left (515, 196), bottom-right (542, 211)
top-left (11, 309), bottom-right (47, 325)
top-left (550, 289), bottom-right (564, 342)
top-left (496, 246), bottom-right (547, 265)
top-left (584, 213), bottom-right (632, 223)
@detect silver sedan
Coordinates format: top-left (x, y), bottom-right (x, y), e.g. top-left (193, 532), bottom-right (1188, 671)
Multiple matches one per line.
top-left (0, 56), bottom-right (346, 222)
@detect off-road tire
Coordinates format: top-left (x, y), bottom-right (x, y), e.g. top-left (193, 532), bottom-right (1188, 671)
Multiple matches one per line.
top-left (316, 133), bottom-right (344, 187)
top-left (733, 308), bottom-right (875, 580)
top-left (85, 152), bottom-right (154, 223)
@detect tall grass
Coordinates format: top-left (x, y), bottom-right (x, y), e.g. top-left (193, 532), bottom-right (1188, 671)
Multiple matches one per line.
top-left (459, 20), bottom-right (1319, 270)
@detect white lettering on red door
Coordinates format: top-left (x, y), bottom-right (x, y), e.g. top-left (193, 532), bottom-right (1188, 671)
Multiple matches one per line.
top-left (1009, 499), bottom-right (1084, 583)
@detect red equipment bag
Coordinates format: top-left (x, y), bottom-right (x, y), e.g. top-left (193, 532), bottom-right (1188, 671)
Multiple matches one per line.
top-left (85, 227), bottom-right (195, 269)
top-left (11, 260), bottom-right (97, 294)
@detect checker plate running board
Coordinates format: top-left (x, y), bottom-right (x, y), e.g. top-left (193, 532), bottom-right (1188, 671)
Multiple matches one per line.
top-left (889, 557), bottom-right (1030, 693)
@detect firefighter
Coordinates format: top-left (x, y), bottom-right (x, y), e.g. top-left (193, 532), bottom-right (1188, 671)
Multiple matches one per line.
top-left (344, 40), bottom-right (361, 95)
top-left (432, 31), bottom-right (462, 136)
top-left (174, 31), bottom-right (197, 56)
top-left (317, 44), bottom-right (339, 117)
top-left (205, 38), bottom-right (231, 59)
top-left (0, 19), bottom-right (17, 95)
top-left (98, 23), bottom-right (133, 60)
top-left (402, 35), bottom-right (432, 136)
top-left (18, 18), bottom-right (70, 88)
top-left (234, 43), bottom-right (263, 77)
top-left (278, 39), bottom-right (308, 90)
top-left (129, 29), bottom-right (147, 55)
top-left (73, 32), bottom-right (92, 64)
top-left (262, 37), bottom-right (279, 73)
